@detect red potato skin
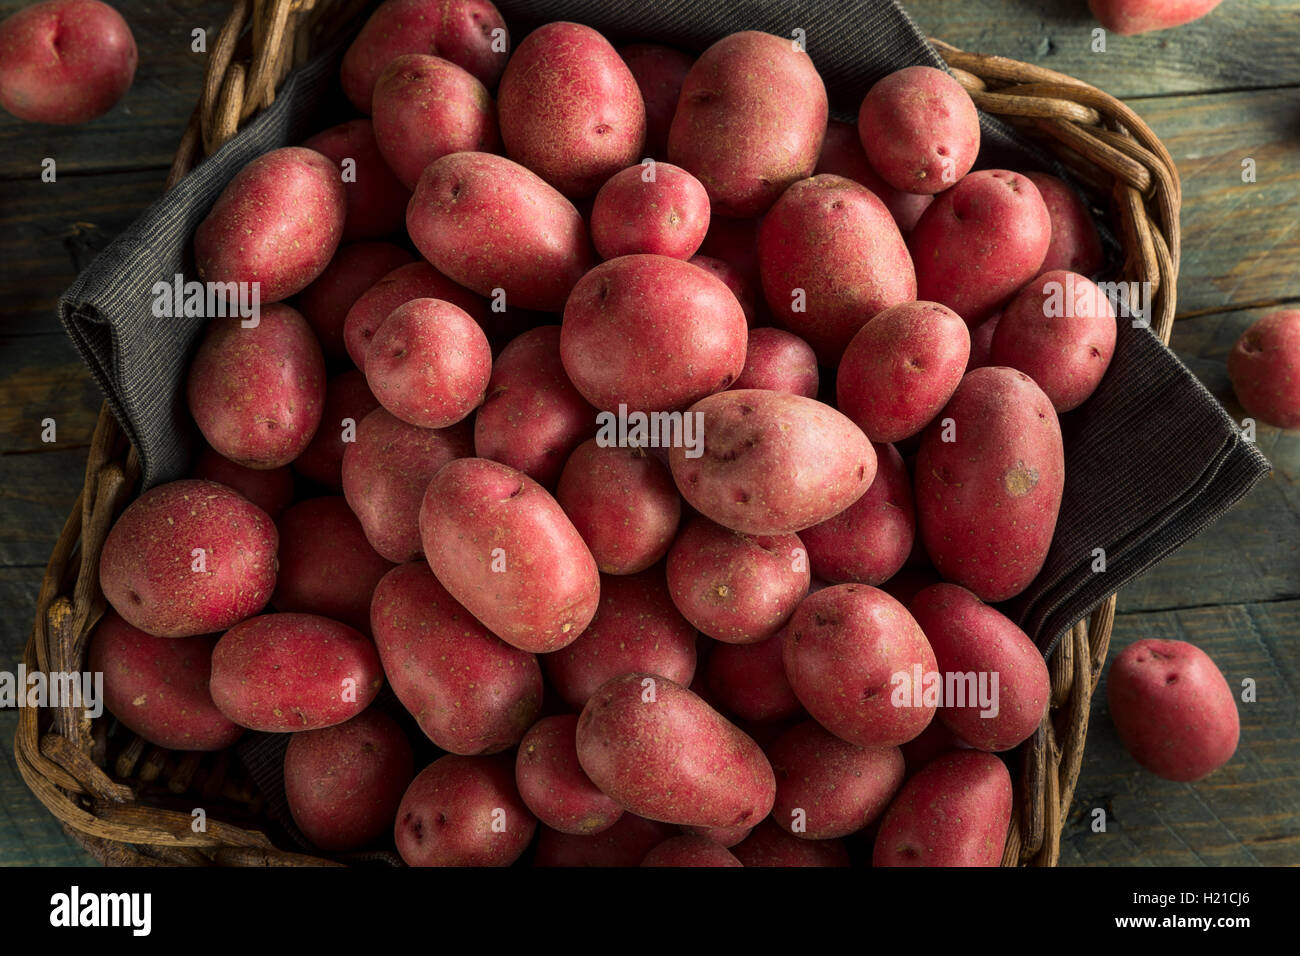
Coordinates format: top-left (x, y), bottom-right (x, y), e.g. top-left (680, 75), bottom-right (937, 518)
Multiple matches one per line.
top-left (768, 720), bottom-right (905, 840)
top-left (759, 174), bottom-right (917, 365)
top-left (704, 629), bottom-right (803, 723)
top-left (271, 497), bottom-right (394, 635)
top-left (641, 835), bottom-right (743, 867)
top-left (370, 562), bottom-right (542, 754)
top-left (209, 613), bottom-right (384, 732)
top-left (991, 270), bottom-right (1117, 412)
top-left (669, 390), bottom-right (877, 536)
top-left (1023, 172), bottom-right (1104, 277)
top-left (1228, 309), bottom-right (1300, 429)
top-left (89, 612), bottom-right (243, 751)
top-left (407, 151), bottom-right (594, 312)
top-left (516, 714), bottom-right (624, 835)
top-left (576, 673), bottom-right (776, 829)
top-left (534, 813), bottom-right (676, 867)
top-left (915, 367), bottom-right (1065, 602)
top-left (967, 312), bottom-right (1001, 371)
top-left (783, 585), bottom-right (937, 748)
top-left (474, 326), bottom-right (596, 488)
top-left (666, 517), bottom-right (809, 644)
top-left (0, 0), bottom-right (136, 124)
top-left (498, 22), bottom-right (646, 198)
top-left (858, 66), bottom-right (980, 196)
top-left (873, 751), bottom-right (1012, 867)
top-left (186, 304), bottom-right (326, 470)
top-left (555, 440), bottom-right (682, 575)
top-left (590, 162), bottom-right (710, 260)
top-left (1107, 638), bottom-right (1239, 781)
top-left (618, 43), bottom-right (693, 160)
top-left (668, 31), bottom-right (827, 217)
top-left (340, 0), bottom-right (509, 111)
top-left (99, 479), bottom-right (277, 639)
top-left (1089, 0), bottom-right (1224, 35)
top-left (295, 241), bottom-right (414, 361)
top-left (302, 121), bottom-right (411, 242)
top-left (561, 253), bottom-right (748, 413)
top-left (284, 709), bottom-right (414, 852)
top-left (419, 457), bottom-right (600, 653)
top-left (292, 371), bottom-right (381, 492)
top-left (542, 568), bottom-right (697, 709)
top-left (680, 822), bottom-right (753, 848)
top-left (690, 255), bottom-right (759, 326)
top-left (191, 447), bottom-right (294, 519)
top-left (899, 717), bottom-right (965, 775)
top-left (730, 327), bottom-right (819, 398)
top-left (908, 584), bottom-right (1050, 752)
top-left (371, 53), bottom-right (500, 190)
top-left (910, 169), bottom-right (1052, 326)
top-left (836, 301), bottom-right (970, 443)
top-left (193, 147), bottom-right (346, 303)
top-left (815, 120), bottom-right (932, 234)
top-left (732, 819), bottom-right (850, 867)
top-left (341, 408), bottom-right (473, 563)
top-left (365, 298), bottom-right (492, 429)
top-left (800, 442), bottom-right (915, 586)
top-left (395, 754), bottom-right (536, 867)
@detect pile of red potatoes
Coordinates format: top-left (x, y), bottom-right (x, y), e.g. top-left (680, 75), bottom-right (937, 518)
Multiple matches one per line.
top-left (33, 0), bottom-right (1281, 867)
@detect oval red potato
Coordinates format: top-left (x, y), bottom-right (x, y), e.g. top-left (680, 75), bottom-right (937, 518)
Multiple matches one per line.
top-left (516, 714), bottom-right (624, 836)
top-left (1228, 309), bottom-right (1300, 429)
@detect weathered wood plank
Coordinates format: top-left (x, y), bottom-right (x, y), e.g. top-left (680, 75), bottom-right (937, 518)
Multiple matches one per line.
top-left (0, 447), bottom-right (88, 567)
top-left (0, 334), bottom-right (101, 454)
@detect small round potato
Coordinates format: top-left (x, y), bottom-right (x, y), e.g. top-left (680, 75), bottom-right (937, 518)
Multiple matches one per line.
top-left (590, 162), bottom-right (710, 260)
top-left (1228, 309), bottom-right (1300, 429)
top-left (516, 714), bottom-right (624, 836)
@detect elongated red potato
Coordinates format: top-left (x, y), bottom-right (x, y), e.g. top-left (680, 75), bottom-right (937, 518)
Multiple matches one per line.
top-left (516, 714), bottom-right (624, 835)
top-left (1023, 172), bottom-right (1104, 277)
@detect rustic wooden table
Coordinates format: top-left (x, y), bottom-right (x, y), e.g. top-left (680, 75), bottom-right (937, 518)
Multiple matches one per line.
top-left (0, 0), bottom-right (1296, 866)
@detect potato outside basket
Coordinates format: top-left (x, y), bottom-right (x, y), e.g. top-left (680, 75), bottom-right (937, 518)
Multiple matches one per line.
top-left (14, 0), bottom-right (1180, 867)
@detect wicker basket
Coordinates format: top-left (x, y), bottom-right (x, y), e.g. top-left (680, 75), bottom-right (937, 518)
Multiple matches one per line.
top-left (14, 0), bottom-right (1180, 867)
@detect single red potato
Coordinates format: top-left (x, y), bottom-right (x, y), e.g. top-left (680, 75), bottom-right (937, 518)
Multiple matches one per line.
top-left (641, 835), bottom-right (743, 867)
top-left (590, 162), bottom-right (710, 260)
top-left (1089, 0), bottom-right (1224, 35)
top-left (1023, 172), bottom-right (1104, 277)
top-left (302, 121), bottom-right (411, 241)
top-left (730, 327), bottom-right (819, 398)
top-left (1228, 309), bottom-right (1300, 429)
top-left (516, 714), bottom-right (624, 835)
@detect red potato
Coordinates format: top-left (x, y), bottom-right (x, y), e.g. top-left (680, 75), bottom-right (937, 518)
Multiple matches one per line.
top-left (666, 517), bottom-right (809, 644)
top-left (99, 479), bottom-right (277, 639)
top-left (1107, 638), bottom-right (1239, 781)
top-left (858, 66), bottom-right (980, 195)
top-left (516, 714), bottom-right (624, 835)
top-left (669, 390), bottom-right (876, 536)
top-left (730, 327), bottom-right (819, 398)
top-left (679, 822), bottom-right (753, 848)
top-left (407, 151), bottom-right (594, 312)
top-left (542, 568), bottom-right (697, 709)
top-left (292, 371), bottom-right (381, 492)
top-left (371, 54), bottom-right (500, 190)
top-left (618, 43), bottom-right (693, 159)
top-left (343, 261), bottom-right (488, 373)
top-left (561, 253), bottom-right (747, 413)
top-left (758, 174), bottom-right (916, 365)
top-left (800, 442), bottom-right (915, 586)
top-left (191, 447), bottom-right (293, 519)
top-left (395, 754), bottom-right (536, 867)
top-left (576, 673), bottom-right (776, 829)
top-left (341, 408), bottom-right (473, 563)
top-left (209, 613), bottom-right (384, 732)
top-left (419, 457), bottom-right (600, 653)
top-left (668, 31), bottom-right (827, 217)
top-left (370, 562), bottom-right (542, 754)
top-left (915, 367), bottom-right (1065, 602)
top-left (271, 497), bottom-right (394, 635)
top-left (302, 120), bottom-right (411, 241)
top-left (967, 312), bottom-right (1001, 371)
top-left (1228, 309), bottom-right (1300, 429)
top-left (837, 301), bottom-right (970, 444)
top-left (193, 147), bottom-right (346, 303)
top-left (1023, 172), bottom-right (1104, 277)
top-left (89, 612), bottom-right (243, 751)
top-left (768, 721), bottom-right (905, 840)
top-left (0, 0), bottom-right (135, 124)
top-left (295, 241), bottom-right (414, 361)
top-left (474, 326), bottom-right (596, 488)
top-left (534, 813), bottom-right (676, 867)
top-left (909, 584), bottom-right (1050, 752)
top-left (498, 21), bottom-right (645, 198)
top-left (783, 585), bottom-right (937, 748)
top-left (815, 120), bottom-right (932, 234)
top-left (641, 836), bottom-right (743, 867)
top-left (1089, 0), bottom-right (1224, 35)
top-left (284, 709), bottom-right (414, 852)
top-left (991, 270), bottom-right (1117, 412)
top-left (590, 162), bottom-right (710, 260)
top-left (186, 304), bottom-right (326, 470)
top-left (365, 298), bottom-right (492, 429)
top-left (555, 440), bottom-right (681, 575)
top-left (340, 0), bottom-right (508, 111)
top-left (873, 751), bottom-right (1012, 867)
top-left (704, 629), bottom-right (803, 724)
top-left (732, 819), bottom-right (850, 867)
top-left (910, 169), bottom-right (1052, 326)
top-left (690, 255), bottom-right (759, 326)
